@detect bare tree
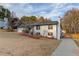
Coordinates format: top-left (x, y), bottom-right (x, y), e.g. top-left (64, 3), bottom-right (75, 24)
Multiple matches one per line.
top-left (61, 8), bottom-right (79, 34)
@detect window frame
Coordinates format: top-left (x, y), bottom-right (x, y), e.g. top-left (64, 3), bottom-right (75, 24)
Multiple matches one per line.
top-left (36, 25), bottom-right (40, 30)
top-left (48, 25), bottom-right (53, 29)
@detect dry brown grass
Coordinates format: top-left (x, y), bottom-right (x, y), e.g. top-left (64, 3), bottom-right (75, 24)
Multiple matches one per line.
top-left (71, 34), bottom-right (79, 40)
top-left (0, 32), bottom-right (60, 56)
top-left (0, 29), bottom-right (6, 32)
top-left (73, 34), bottom-right (79, 47)
top-left (0, 29), bottom-right (14, 32)
top-left (64, 34), bottom-right (79, 40)
top-left (74, 40), bottom-right (79, 47)
top-left (12, 39), bottom-right (60, 56)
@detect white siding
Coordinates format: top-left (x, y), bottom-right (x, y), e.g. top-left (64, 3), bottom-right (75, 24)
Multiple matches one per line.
top-left (17, 28), bottom-right (24, 32)
top-left (33, 25), bottom-right (57, 38)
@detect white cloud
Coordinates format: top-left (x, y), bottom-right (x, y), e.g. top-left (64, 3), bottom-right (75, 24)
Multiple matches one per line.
top-left (26, 3), bottom-right (66, 19)
top-left (44, 3), bottom-right (71, 19)
top-left (40, 11), bottom-right (47, 14)
top-left (1, 3), bottom-right (79, 20)
top-left (43, 4), bottom-right (64, 18)
top-left (23, 4), bottom-right (33, 13)
top-left (7, 4), bottom-right (34, 18)
top-left (0, 3), bottom-right (12, 9)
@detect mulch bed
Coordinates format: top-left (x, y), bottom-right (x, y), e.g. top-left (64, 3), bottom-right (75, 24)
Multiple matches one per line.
top-left (18, 32), bottom-right (56, 40)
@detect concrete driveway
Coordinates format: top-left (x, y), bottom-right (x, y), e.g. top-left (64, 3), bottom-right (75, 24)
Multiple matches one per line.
top-left (52, 38), bottom-right (79, 56)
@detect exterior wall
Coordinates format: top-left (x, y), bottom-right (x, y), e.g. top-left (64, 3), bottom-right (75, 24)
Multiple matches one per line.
top-left (0, 18), bottom-right (9, 29)
top-left (17, 23), bottom-right (60, 39)
top-left (17, 28), bottom-right (24, 32)
top-left (33, 25), bottom-right (57, 38)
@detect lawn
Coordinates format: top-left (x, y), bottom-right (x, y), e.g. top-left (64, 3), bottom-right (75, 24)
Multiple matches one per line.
top-left (0, 29), bottom-right (6, 32)
top-left (75, 40), bottom-right (79, 47)
top-left (0, 32), bottom-right (60, 56)
top-left (64, 34), bottom-right (79, 47)
top-left (71, 34), bottom-right (79, 40)
top-left (70, 34), bottom-right (79, 47)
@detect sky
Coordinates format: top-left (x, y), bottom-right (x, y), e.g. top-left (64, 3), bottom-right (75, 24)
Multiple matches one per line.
top-left (0, 3), bottom-right (79, 21)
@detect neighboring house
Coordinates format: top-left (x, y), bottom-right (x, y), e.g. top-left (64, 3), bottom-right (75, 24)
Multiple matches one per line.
top-left (11, 18), bottom-right (20, 29)
top-left (17, 21), bottom-right (61, 40)
top-left (0, 18), bottom-right (9, 29)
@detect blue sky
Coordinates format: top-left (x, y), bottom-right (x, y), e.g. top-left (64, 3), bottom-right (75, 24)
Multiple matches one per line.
top-left (0, 3), bottom-right (79, 21)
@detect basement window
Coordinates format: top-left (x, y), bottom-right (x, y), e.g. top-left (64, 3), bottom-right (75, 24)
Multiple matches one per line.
top-left (36, 32), bottom-right (40, 35)
top-left (48, 32), bottom-right (53, 36)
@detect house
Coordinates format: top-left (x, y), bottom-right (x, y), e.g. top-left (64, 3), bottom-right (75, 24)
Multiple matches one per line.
top-left (0, 18), bottom-right (9, 29)
top-left (17, 21), bottom-right (61, 40)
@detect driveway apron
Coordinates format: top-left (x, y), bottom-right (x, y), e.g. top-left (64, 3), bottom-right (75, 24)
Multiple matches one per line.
top-left (52, 38), bottom-right (79, 56)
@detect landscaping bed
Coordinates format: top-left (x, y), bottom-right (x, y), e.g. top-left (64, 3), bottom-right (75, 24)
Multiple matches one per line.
top-left (19, 32), bottom-right (56, 40)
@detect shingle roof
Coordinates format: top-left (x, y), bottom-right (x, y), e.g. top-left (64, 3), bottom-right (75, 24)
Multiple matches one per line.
top-left (19, 21), bottom-right (58, 28)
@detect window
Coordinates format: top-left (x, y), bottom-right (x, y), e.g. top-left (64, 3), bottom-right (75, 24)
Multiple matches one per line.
top-left (48, 25), bottom-right (53, 29)
top-left (48, 32), bottom-right (53, 36)
top-left (36, 25), bottom-right (40, 30)
top-left (36, 32), bottom-right (40, 35)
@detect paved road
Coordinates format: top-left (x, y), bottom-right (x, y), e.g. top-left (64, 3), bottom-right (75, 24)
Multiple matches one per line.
top-left (52, 38), bottom-right (79, 56)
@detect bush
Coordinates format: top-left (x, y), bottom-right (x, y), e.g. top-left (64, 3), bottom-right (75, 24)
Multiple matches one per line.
top-left (6, 28), bottom-right (14, 32)
top-left (22, 30), bottom-right (29, 33)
